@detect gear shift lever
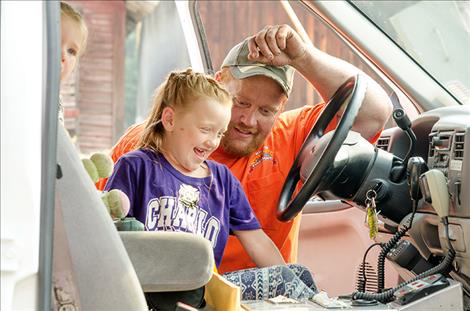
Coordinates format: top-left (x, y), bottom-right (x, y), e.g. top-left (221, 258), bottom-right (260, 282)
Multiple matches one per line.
top-left (390, 108), bottom-right (417, 182)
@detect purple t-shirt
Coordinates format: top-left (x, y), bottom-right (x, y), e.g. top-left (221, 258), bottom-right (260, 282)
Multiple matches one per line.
top-left (105, 149), bottom-right (260, 267)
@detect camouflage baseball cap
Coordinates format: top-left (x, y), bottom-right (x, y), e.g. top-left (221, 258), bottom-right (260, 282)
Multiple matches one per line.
top-left (221, 38), bottom-right (295, 97)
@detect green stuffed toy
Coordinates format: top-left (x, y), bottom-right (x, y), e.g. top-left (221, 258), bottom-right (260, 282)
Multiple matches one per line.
top-left (81, 152), bottom-right (144, 231)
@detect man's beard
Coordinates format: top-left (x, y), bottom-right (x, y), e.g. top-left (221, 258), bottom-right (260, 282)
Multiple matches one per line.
top-left (220, 124), bottom-right (266, 157)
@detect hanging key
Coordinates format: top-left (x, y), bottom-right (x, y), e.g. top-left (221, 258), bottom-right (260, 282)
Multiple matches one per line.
top-left (366, 189), bottom-right (378, 239)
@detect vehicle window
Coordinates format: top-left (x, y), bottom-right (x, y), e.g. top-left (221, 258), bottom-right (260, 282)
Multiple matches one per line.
top-left (197, 0), bottom-right (401, 129)
top-left (65, 1), bottom-right (433, 155)
top-left (351, 0), bottom-right (470, 106)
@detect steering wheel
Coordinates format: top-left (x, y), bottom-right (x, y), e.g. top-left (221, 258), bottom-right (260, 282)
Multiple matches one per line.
top-left (277, 74), bottom-right (367, 221)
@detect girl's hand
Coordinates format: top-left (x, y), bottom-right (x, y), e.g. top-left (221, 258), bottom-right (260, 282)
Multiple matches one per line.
top-left (234, 229), bottom-right (286, 268)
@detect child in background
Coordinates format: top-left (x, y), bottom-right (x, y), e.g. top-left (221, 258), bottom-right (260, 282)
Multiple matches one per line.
top-left (59, 1), bottom-right (88, 124)
top-left (105, 68), bottom-right (317, 304)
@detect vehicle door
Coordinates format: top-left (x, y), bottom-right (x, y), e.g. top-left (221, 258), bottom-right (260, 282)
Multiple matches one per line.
top-left (1, 2), bottom-right (59, 310)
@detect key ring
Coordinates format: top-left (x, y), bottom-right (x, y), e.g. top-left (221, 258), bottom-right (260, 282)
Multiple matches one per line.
top-left (365, 189), bottom-right (377, 206)
top-left (366, 189), bottom-right (377, 200)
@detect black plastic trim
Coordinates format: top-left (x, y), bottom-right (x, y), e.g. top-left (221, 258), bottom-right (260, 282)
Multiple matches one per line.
top-left (190, 1), bottom-right (214, 74)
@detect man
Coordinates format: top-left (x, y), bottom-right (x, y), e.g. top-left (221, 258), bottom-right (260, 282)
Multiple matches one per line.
top-left (100, 25), bottom-right (392, 274)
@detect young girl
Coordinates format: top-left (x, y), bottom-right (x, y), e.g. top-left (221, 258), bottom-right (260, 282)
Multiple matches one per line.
top-left (59, 1), bottom-right (88, 124)
top-left (105, 68), bottom-right (317, 302)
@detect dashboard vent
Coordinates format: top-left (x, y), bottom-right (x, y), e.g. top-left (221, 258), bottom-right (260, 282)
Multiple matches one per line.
top-left (376, 136), bottom-right (390, 151)
top-left (454, 132), bottom-right (465, 159)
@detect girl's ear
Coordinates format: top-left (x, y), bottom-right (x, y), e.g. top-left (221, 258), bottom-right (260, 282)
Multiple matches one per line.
top-left (214, 70), bottom-right (222, 82)
top-left (161, 107), bottom-right (176, 131)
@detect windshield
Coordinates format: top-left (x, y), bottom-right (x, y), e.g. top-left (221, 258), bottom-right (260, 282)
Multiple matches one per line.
top-left (351, 0), bottom-right (470, 105)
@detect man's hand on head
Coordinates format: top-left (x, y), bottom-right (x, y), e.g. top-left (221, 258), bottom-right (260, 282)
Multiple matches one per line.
top-left (247, 24), bottom-right (306, 67)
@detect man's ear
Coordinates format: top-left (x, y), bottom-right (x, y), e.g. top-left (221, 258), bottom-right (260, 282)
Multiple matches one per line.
top-left (274, 97), bottom-right (288, 119)
top-left (279, 97), bottom-right (288, 114)
top-left (161, 106), bottom-right (175, 131)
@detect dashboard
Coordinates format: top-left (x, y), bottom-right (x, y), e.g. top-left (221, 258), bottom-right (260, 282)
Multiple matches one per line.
top-left (377, 105), bottom-right (469, 218)
top-left (373, 105), bottom-right (470, 292)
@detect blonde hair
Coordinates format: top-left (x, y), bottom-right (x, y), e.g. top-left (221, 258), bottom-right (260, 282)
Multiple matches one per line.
top-left (138, 68), bottom-right (232, 153)
top-left (218, 67), bottom-right (236, 84)
top-left (61, 1), bottom-right (88, 55)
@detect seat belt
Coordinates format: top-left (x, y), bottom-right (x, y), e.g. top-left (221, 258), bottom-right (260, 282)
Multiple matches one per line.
top-left (52, 192), bottom-right (81, 311)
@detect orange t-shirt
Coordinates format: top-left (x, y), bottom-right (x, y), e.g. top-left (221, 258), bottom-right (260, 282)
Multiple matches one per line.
top-left (214, 104), bottom-right (336, 273)
top-left (100, 103), bottom-right (381, 273)
top-left (96, 122), bottom-right (144, 190)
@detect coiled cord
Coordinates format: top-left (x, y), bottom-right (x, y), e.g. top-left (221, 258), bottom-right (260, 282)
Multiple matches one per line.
top-left (353, 217), bottom-right (455, 303)
top-left (377, 225), bottom-right (410, 292)
top-left (377, 200), bottom-right (417, 292)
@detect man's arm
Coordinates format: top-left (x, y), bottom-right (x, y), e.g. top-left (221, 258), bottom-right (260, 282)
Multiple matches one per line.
top-left (247, 24), bottom-right (393, 140)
